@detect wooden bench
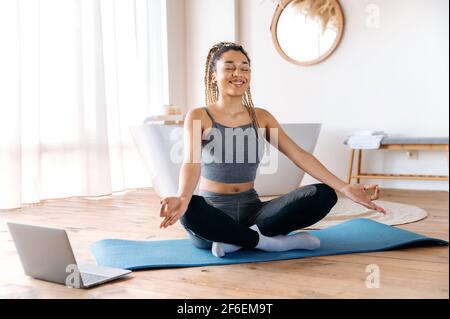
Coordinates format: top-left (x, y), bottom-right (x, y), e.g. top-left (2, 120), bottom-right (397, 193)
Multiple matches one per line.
top-left (346, 137), bottom-right (449, 184)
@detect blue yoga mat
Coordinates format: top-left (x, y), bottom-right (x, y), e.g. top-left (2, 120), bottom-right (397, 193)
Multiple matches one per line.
top-left (91, 218), bottom-right (448, 270)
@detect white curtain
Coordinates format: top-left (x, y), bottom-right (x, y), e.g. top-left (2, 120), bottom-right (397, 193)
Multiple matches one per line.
top-left (0, 0), bottom-right (165, 209)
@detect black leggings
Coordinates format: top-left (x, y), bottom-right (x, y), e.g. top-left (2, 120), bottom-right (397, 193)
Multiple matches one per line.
top-left (180, 183), bottom-right (338, 249)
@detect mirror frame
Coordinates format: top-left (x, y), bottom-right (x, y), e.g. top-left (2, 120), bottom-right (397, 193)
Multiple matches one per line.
top-left (270, 0), bottom-right (345, 66)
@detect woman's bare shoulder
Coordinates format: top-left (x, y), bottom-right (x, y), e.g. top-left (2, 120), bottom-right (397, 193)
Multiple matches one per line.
top-left (255, 107), bottom-right (277, 127)
top-left (255, 107), bottom-right (269, 116)
top-left (183, 107), bottom-right (209, 131)
top-left (185, 107), bottom-right (207, 120)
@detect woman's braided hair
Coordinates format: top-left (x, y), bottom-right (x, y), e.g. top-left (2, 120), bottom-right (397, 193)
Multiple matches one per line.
top-left (204, 42), bottom-right (260, 129)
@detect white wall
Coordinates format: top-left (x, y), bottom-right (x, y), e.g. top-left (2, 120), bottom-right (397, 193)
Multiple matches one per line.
top-left (177, 0), bottom-right (449, 190)
top-left (185, 0), bottom-right (239, 111)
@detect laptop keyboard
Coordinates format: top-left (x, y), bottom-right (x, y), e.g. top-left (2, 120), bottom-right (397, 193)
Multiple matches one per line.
top-left (81, 272), bottom-right (109, 285)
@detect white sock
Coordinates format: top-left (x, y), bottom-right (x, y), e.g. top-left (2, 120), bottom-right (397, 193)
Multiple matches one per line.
top-left (211, 224), bottom-right (320, 258)
top-left (211, 241), bottom-right (242, 258)
top-left (250, 224), bottom-right (320, 252)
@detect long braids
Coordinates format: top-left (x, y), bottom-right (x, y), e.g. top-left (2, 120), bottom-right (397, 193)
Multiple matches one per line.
top-left (204, 42), bottom-right (261, 130)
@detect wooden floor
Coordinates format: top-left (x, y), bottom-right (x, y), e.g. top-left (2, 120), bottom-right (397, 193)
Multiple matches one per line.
top-left (0, 187), bottom-right (448, 299)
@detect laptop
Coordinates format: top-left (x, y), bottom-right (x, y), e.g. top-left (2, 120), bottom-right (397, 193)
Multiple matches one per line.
top-left (7, 222), bottom-right (131, 289)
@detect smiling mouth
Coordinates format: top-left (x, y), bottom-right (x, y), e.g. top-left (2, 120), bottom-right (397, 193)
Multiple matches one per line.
top-left (229, 80), bottom-right (246, 87)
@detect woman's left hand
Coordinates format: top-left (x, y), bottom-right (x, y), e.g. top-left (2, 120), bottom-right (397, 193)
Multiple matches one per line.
top-left (339, 184), bottom-right (386, 214)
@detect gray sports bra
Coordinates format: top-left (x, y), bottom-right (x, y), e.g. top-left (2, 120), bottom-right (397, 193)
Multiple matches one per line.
top-left (201, 107), bottom-right (265, 183)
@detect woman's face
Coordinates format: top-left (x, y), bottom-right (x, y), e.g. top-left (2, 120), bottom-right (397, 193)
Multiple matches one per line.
top-left (212, 50), bottom-right (251, 98)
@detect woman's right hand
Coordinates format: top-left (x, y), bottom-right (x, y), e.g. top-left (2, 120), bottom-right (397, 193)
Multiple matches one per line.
top-left (159, 196), bottom-right (190, 229)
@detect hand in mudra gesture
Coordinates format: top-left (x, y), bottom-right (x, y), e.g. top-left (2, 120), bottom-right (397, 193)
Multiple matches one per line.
top-left (340, 184), bottom-right (386, 214)
top-left (159, 196), bottom-right (190, 229)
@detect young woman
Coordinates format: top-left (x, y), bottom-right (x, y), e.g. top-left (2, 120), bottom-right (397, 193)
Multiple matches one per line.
top-left (159, 42), bottom-right (385, 257)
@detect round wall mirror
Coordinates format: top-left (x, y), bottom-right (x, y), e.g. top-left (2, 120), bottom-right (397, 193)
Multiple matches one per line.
top-left (270, 0), bottom-right (345, 66)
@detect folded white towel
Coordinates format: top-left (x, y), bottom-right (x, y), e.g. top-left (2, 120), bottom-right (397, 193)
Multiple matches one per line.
top-left (351, 130), bottom-right (385, 136)
top-left (345, 131), bottom-right (387, 149)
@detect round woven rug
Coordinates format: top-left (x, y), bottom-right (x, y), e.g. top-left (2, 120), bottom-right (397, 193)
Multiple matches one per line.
top-left (305, 198), bottom-right (428, 229)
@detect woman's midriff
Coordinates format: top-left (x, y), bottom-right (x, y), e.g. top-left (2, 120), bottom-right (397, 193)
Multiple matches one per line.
top-left (199, 176), bottom-right (254, 194)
